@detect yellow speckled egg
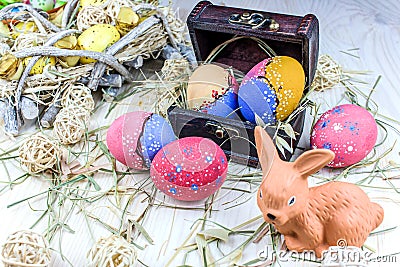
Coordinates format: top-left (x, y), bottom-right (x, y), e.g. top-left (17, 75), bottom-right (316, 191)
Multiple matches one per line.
top-left (264, 56), bottom-right (305, 120)
top-left (80, 0), bottom-right (106, 6)
top-left (77, 24), bottom-right (120, 64)
top-left (24, 57), bottom-right (56, 75)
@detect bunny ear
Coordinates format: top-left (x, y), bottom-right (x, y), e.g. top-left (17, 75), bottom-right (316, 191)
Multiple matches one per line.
top-left (254, 126), bottom-right (276, 178)
top-left (293, 149), bottom-right (335, 177)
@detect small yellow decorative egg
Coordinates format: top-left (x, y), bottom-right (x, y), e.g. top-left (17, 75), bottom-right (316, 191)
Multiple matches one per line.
top-left (77, 24), bottom-right (120, 64)
top-left (24, 57), bottom-right (56, 75)
top-left (80, 0), bottom-right (106, 7)
top-left (264, 56), bottom-right (305, 120)
top-left (12, 22), bottom-right (38, 39)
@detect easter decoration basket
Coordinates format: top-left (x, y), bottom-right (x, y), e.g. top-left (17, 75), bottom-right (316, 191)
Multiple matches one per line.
top-left (0, 0), bottom-right (189, 140)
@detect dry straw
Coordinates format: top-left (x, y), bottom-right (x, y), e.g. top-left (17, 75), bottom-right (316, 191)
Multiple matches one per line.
top-left (311, 54), bottom-right (343, 91)
top-left (115, 23), bottom-right (167, 62)
top-left (86, 235), bottom-right (137, 267)
top-left (18, 133), bottom-right (60, 174)
top-left (1, 230), bottom-right (51, 267)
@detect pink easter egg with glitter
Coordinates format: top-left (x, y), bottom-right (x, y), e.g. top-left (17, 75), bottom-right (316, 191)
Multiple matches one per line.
top-left (310, 104), bottom-right (378, 168)
top-left (241, 58), bottom-right (271, 84)
top-left (106, 111), bottom-right (176, 170)
top-left (150, 137), bottom-right (228, 201)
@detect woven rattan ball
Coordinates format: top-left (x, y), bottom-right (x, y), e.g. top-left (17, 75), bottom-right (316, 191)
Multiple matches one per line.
top-left (18, 133), bottom-right (60, 174)
top-left (311, 54), bottom-right (343, 91)
top-left (1, 230), bottom-right (51, 267)
top-left (53, 106), bottom-right (90, 145)
top-left (76, 5), bottom-right (111, 31)
top-left (61, 83), bottom-right (95, 112)
top-left (87, 235), bottom-right (137, 267)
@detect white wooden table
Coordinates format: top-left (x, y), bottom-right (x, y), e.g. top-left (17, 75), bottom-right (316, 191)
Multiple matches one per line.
top-left (1, 1), bottom-right (400, 266)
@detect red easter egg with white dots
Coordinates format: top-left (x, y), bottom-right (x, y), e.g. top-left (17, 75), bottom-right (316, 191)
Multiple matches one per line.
top-left (150, 137), bottom-right (228, 201)
top-left (310, 104), bottom-right (378, 168)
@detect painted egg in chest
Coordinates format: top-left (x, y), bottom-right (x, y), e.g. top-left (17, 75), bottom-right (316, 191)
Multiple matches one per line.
top-left (150, 137), bottom-right (228, 201)
top-left (186, 64), bottom-right (239, 119)
top-left (310, 104), bottom-right (378, 168)
top-left (265, 56), bottom-right (305, 120)
top-left (106, 111), bottom-right (176, 170)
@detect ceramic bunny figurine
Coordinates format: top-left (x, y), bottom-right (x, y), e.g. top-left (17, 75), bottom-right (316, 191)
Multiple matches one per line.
top-left (254, 126), bottom-right (384, 257)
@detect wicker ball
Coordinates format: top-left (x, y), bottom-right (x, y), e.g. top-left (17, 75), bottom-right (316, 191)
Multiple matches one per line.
top-left (87, 235), bottom-right (137, 267)
top-left (1, 230), bottom-right (51, 267)
top-left (311, 54), bottom-right (343, 91)
top-left (18, 133), bottom-right (60, 174)
top-left (53, 106), bottom-right (90, 145)
top-left (61, 83), bottom-right (95, 111)
top-left (77, 5), bottom-right (111, 31)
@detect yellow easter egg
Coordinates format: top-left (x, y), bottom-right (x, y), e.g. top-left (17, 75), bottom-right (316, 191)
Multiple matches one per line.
top-left (77, 24), bottom-right (120, 64)
top-left (12, 22), bottom-right (38, 38)
top-left (80, 0), bottom-right (106, 6)
top-left (25, 57), bottom-right (56, 75)
top-left (264, 56), bottom-right (305, 120)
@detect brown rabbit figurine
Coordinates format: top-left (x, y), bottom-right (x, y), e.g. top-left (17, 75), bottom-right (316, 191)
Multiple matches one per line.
top-left (254, 126), bottom-right (384, 257)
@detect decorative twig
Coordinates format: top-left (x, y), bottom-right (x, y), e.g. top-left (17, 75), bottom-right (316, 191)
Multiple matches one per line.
top-left (21, 96), bottom-right (39, 120)
top-left (3, 96), bottom-right (18, 136)
top-left (13, 30), bottom-right (80, 134)
top-left (61, 0), bottom-right (80, 30)
top-left (0, 3), bottom-right (60, 33)
top-left (13, 47), bottom-right (134, 81)
top-left (40, 95), bottom-right (62, 128)
top-left (87, 15), bottom-right (160, 90)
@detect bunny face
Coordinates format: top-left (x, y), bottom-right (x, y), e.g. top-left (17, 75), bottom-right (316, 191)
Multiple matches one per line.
top-left (257, 164), bottom-right (310, 226)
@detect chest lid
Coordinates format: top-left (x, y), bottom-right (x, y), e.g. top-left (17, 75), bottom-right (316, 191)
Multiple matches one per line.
top-left (187, 1), bottom-right (319, 87)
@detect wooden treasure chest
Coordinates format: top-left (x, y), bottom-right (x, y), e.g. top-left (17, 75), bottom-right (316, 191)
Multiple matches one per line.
top-left (168, 1), bottom-right (319, 167)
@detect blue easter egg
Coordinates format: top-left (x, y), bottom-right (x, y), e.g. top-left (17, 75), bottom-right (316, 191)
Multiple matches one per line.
top-left (238, 77), bottom-right (277, 125)
top-left (202, 89), bottom-right (239, 119)
top-left (141, 114), bottom-right (177, 167)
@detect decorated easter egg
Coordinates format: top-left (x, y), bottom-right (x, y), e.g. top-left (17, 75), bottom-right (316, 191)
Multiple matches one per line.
top-left (24, 57), bottom-right (56, 75)
top-left (238, 77), bottom-right (277, 125)
top-left (106, 111), bottom-right (176, 170)
top-left (187, 64), bottom-right (239, 119)
top-left (310, 104), bottom-right (378, 168)
top-left (242, 58), bottom-right (271, 84)
top-left (80, 0), bottom-right (106, 6)
top-left (264, 56), bottom-right (305, 120)
top-left (150, 137), bottom-right (227, 201)
top-left (77, 24), bottom-right (120, 64)
top-left (30, 0), bottom-right (55, 12)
